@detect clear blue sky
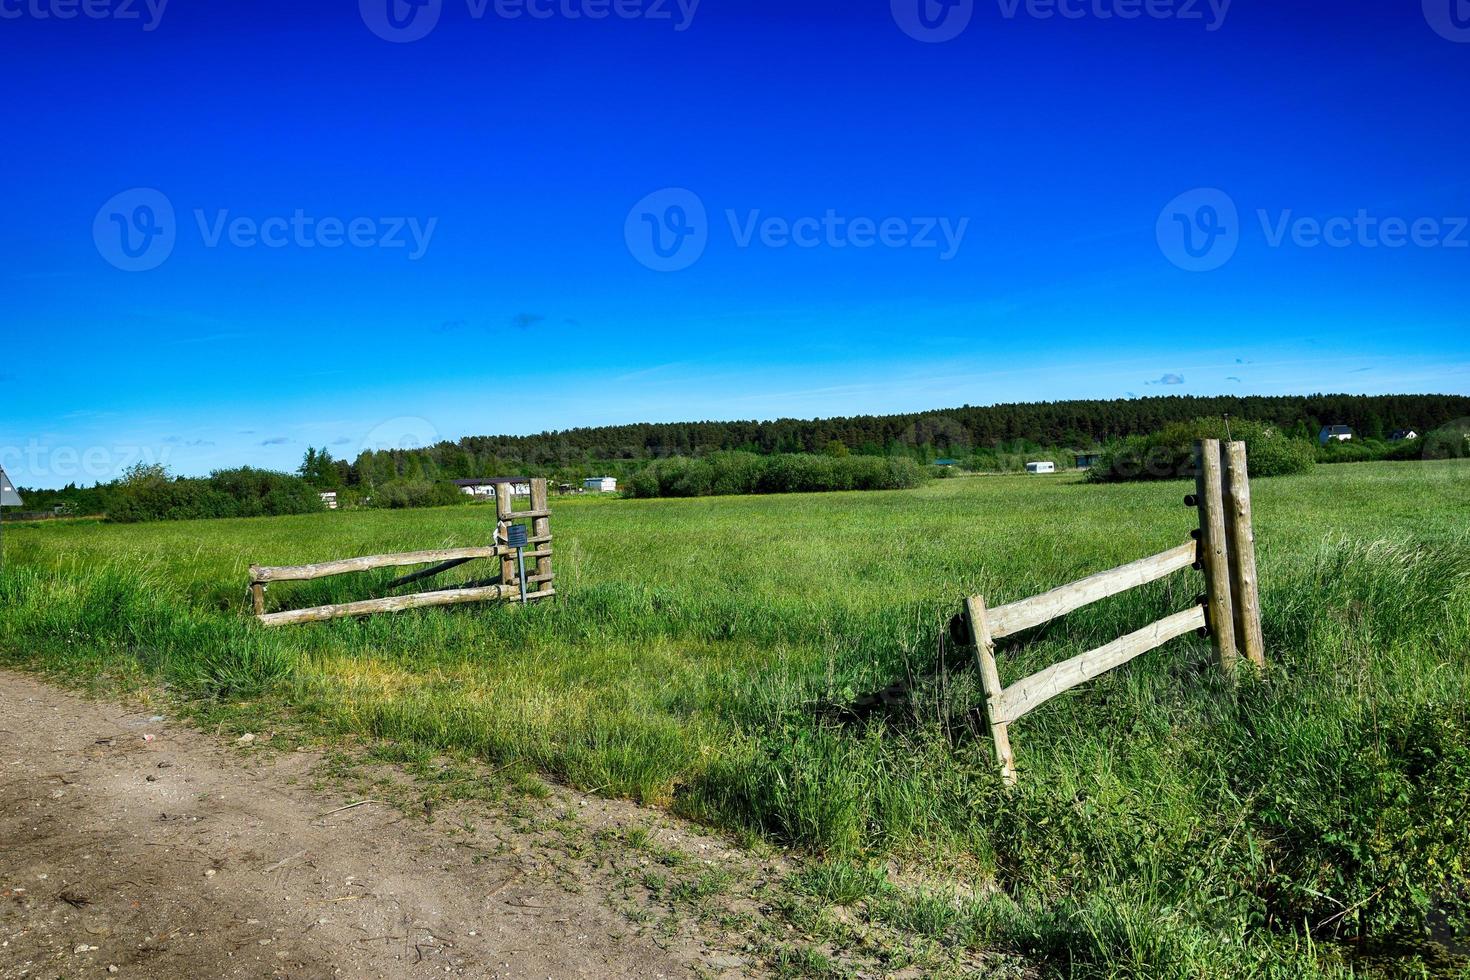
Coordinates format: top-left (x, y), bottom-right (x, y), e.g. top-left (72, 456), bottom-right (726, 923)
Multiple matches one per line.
top-left (3, 0), bottom-right (1467, 487)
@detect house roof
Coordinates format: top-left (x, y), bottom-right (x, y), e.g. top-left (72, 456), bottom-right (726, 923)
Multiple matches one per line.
top-left (1321, 425), bottom-right (1354, 435)
top-left (0, 466), bottom-right (22, 507)
top-left (453, 477), bottom-right (530, 487)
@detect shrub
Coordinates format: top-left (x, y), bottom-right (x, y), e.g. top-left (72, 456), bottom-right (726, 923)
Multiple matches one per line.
top-left (107, 465), bottom-right (324, 522)
top-left (1089, 419), bottom-right (1315, 483)
top-left (365, 479), bottom-right (465, 509)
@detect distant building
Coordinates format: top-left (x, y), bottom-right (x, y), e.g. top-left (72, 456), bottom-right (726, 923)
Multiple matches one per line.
top-left (584, 476), bottom-right (618, 493)
top-left (1318, 425), bottom-right (1354, 445)
top-left (1389, 429), bottom-right (1419, 442)
top-left (0, 466), bottom-right (21, 508)
top-left (1025, 461), bottom-right (1056, 475)
top-left (454, 477), bottom-right (532, 499)
top-left (933, 458), bottom-right (959, 468)
top-left (318, 491), bottom-right (339, 510)
top-left (1074, 452), bottom-right (1102, 470)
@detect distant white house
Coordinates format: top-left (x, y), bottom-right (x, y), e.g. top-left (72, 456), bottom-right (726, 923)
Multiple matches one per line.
top-left (1389, 429), bottom-right (1419, 442)
top-left (584, 476), bottom-right (618, 493)
top-left (1319, 425), bottom-right (1354, 445)
top-left (0, 466), bottom-right (21, 508)
top-left (318, 491), bottom-right (339, 510)
top-left (454, 477), bottom-right (532, 499)
top-left (1025, 461), bottom-right (1056, 475)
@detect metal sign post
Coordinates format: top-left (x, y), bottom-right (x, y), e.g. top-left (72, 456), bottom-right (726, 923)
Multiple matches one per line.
top-left (506, 522), bottom-right (529, 604)
top-left (0, 466), bottom-right (24, 575)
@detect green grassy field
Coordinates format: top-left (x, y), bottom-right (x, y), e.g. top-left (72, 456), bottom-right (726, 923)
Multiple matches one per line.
top-left (3, 462), bottom-right (1468, 977)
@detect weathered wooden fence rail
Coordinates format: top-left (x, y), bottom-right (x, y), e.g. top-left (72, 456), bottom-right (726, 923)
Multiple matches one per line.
top-left (249, 478), bottom-right (555, 627)
top-left (963, 439), bottom-right (1264, 784)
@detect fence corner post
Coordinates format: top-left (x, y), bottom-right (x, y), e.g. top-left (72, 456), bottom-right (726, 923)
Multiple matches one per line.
top-left (965, 596), bottom-right (1017, 786)
top-left (1222, 441), bottom-right (1266, 668)
top-left (495, 485), bottom-right (517, 588)
top-left (1194, 439), bottom-right (1239, 674)
top-left (530, 478), bottom-right (553, 595)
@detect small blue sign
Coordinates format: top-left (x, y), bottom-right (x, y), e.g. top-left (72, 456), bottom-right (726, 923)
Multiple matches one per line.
top-left (506, 523), bottom-right (529, 548)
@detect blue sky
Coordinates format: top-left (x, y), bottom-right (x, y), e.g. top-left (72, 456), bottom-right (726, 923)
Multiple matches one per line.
top-left (3, 0), bottom-right (1468, 487)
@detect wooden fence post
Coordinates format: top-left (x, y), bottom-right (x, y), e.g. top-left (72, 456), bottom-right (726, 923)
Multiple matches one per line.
top-left (1222, 441), bottom-right (1266, 668)
top-left (965, 596), bottom-right (1017, 786)
top-left (1194, 439), bottom-right (1238, 672)
top-left (530, 478), bottom-right (553, 590)
top-left (251, 582), bottom-right (266, 617)
top-left (495, 487), bottom-right (517, 588)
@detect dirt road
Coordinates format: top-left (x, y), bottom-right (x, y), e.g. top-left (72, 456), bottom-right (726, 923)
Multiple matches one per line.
top-left (0, 671), bottom-right (748, 979)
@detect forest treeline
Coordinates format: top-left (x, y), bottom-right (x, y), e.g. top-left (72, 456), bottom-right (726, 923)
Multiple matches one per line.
top-left (14, 393), bottom-right (1469, 519)
top-left (301, 392), bottom-right (1470, 486)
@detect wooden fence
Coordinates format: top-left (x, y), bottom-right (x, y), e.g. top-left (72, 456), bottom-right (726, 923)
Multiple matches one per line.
top-left (248, 478), bottom-right (556, 627)
top-left (962, 439), bottom-right (1264, 784)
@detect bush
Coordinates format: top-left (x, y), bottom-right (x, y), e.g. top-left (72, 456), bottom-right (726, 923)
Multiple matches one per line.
top-left (1089, 419), bottom-right (1314, 483)
top-left (107, 465), bottom-right (325, 523)
top-left (623, 453), bottom-right (926, 498)
top-left (364, 479), bottom-right (465, 509)
top-left (1303, 424), bottom-right (1470, 467)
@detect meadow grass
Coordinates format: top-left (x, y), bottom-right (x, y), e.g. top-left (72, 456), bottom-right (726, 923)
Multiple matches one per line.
top-left (3, 461), bottom-right (1468, 977)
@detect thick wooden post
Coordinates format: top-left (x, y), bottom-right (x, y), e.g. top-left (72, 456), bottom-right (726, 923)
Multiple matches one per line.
top-left (1194, 440), bottom-right (1238, 672)
top-left (495, 486), bottom-right (517, 588)
top-left (966, 596), bottom-right (1017, 786)
top-left (251, 582), bottom-right (266, 617)
top-left (1222, 441), bottom-right (1266, 668)
top-left (529, 479), bottom-right (553, 591)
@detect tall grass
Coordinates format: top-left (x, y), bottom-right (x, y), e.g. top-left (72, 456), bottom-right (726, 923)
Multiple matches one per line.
top-left (2, 462), bottom-right (1468, 976)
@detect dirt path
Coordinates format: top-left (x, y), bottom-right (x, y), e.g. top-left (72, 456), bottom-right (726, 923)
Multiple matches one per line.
top-left (0, 671), bottom-right (754, 979)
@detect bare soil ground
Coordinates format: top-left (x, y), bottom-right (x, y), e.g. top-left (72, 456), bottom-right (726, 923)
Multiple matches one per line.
top-left (0, 671), bottom-right (776, 979)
